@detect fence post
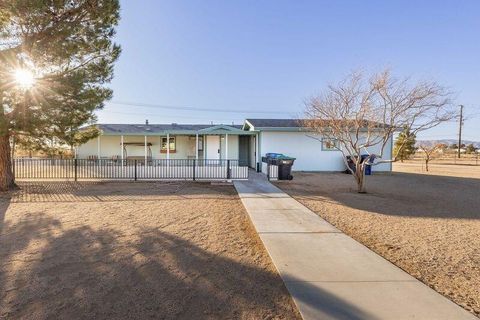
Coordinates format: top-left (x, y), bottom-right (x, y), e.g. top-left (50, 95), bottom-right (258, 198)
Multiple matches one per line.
top-left (267, 163), bottom-right (270, 180)
top-left (134, 159), bottom-right (137, 181)
top-left (192, 159), bottom-right (196, 181)
top-left (74, 159), bottom-right (78, 181)
top-left (227, 160), bottom-right (231, 179)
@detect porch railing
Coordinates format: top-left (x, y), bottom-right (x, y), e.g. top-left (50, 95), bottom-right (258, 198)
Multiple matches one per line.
top-left (13, 158), bottom-right (249, 181)
top-left (267, 163), bottom-right (279, 181)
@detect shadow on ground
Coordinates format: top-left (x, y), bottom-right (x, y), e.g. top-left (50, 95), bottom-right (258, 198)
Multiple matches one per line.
top-left (278, 172), bottom-right (480, 219)
top-left (0, 212), bottom-right (375, 320)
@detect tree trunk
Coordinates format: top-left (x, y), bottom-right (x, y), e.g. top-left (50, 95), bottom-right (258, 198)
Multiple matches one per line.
top-left (425, 159), bottom-right (429, 172)
top-left (0, 134), bottom-right (16, 191)
top-left (355, 163), bottom-right (366, 193)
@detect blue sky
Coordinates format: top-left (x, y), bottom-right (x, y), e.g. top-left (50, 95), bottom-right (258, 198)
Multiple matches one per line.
top-left (98, 0), bottom-right (480, 141)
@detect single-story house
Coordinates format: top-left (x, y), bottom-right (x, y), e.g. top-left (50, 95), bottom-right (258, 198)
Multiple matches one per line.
top-left (76, 118), bottom-right (393, 173)
top-left (243, 119), bottom-right (392, 172)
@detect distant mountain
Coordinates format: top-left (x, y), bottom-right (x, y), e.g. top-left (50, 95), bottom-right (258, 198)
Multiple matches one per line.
top-left (416, 139), bottom-right (480, 148)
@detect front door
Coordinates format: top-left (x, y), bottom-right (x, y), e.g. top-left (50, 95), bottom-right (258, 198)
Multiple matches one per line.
top-left (206, 135), bottom-right (220, 159)
top-left (239, 135), bottom-right (249, 166)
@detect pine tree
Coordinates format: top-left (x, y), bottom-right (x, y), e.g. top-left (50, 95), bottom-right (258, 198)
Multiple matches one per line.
top-left (0, 0), bottom-right (120, 190)
top-left (393, 127), bottom-right (416, 162)
top-left (466, 144), bottom-right (476, 154)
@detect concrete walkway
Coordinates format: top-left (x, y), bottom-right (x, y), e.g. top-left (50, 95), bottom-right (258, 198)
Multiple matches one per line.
top-left (234, 172), bottom-right (476, 320)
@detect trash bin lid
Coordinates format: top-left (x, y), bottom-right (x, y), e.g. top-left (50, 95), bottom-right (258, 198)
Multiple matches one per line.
top-left (265, 153), bottom-right (284, 158)
top-left (277, 155), bottom-right (296, 160)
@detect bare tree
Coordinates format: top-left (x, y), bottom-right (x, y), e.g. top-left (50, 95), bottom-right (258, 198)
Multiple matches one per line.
top-left (303, 70), bottom-right (455, 193)
top-left (417, 144), bottom-right (443, 172)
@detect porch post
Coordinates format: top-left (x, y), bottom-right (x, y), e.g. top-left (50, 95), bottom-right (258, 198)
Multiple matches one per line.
top-left (195, 134), bottom-right (199, 160)
top-left (225, 134), bottom-right (229, 160)
top-left (256, 133), bottom-right (260, 172)
top-left (97, 136), bottom-right (101, 159)
top-left (144, 135), bottom-right (147, 164)
top-left (166, 133), bottom-right (170, 160)
top-left (120, 135), bottom-right (124, 161)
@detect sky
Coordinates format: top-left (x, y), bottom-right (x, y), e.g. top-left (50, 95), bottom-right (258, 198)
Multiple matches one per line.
top-left (98, 0), bottom-right (480, 141)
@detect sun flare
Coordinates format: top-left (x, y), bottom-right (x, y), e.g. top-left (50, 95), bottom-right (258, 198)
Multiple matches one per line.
top-left (14, 68), bottom-right (35, 89)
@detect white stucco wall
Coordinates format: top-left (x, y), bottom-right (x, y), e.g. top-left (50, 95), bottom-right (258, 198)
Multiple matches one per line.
top-left (259, 131), bottom-right (392, 172)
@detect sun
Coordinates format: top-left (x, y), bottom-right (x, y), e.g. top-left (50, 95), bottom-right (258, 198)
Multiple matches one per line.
top-left (14, 68), bottom-right (35, 89)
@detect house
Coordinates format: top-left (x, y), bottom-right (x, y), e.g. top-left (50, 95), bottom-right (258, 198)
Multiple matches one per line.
top-left (76, 119), bottom-right (393, 174)
top-left (243, 119), bottom-right (392, 173)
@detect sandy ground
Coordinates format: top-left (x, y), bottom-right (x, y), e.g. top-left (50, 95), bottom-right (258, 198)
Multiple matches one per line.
top-left (275, 169), bottom-right (480, 317)
top-left (393, 161), bottom-right (480, 178)
top-left (0, 181), bottom-right (300, 320)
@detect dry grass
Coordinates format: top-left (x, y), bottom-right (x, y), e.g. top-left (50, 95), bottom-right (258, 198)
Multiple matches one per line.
top-left (393, 161), bottom-right (480, 178)
top-left (275, 169), bottom-right (480, 317)
top-left (0, 181), bottom-right (300, 320)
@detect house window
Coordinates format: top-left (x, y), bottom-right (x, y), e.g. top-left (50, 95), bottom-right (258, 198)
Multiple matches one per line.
top-left (322, 138), bottom-right (339, 151)
top-left (161, 136), bottom-right (176, 153)
top-left (197, 136), bottom-right (204, 151)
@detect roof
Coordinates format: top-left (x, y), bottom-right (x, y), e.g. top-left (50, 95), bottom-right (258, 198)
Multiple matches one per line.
top-left (245, 119), bottom-right (304, 128)
top-left (95, 123), bottom-right (248, 135)
top-left (244, 118), bottom-right (392, 131)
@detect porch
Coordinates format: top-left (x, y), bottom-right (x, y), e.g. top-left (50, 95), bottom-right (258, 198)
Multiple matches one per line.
top-left (76, 124), bottom-right (259, 169)
top-left (15, 125), bottom-right (259, 181)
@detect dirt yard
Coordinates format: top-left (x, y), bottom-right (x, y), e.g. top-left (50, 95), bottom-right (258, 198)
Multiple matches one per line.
top-left (275, 170), bottom-right (480, 317)
top-left (393, 161), bottom-right (480, 178)
top-left (0, 181), bottom-right (300, 320)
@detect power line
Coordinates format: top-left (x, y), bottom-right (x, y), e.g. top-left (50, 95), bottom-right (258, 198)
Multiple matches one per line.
top-left (106, 100), bottom-right (294, 115)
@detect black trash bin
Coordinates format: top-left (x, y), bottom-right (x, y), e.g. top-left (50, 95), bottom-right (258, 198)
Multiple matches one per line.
top-left (262, 153), bottom-right (296, 180)
top-left (345, 155), bottom-right (356, 173)
top-left (277, 156), bottom-right (296, 180)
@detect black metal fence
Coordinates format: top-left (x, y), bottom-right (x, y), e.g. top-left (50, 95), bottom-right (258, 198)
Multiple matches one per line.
top-left (13, 158), bottom-right (249, 181)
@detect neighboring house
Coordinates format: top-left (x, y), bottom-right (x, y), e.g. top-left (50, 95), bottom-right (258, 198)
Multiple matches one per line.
top-left (76, 119), bottom-right (393, 173)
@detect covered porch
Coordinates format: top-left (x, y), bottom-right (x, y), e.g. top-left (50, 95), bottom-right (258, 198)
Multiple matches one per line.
top-left (76, 125), bottom-right (259, 169)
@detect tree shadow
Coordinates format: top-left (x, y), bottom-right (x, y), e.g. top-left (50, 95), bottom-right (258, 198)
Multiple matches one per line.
top-left (0, 214), bottom-right (375, 320)
top-left (278, 172), bottom-right (480, 219)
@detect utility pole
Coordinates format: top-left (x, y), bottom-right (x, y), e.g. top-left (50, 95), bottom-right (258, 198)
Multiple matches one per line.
top-left (458, 105), bottom-right (463, 159)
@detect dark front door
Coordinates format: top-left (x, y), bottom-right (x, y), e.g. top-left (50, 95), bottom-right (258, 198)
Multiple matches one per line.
top-left (238, 135), bottom-right (250, 166)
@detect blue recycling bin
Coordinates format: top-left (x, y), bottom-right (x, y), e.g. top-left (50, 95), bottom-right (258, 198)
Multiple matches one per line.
top-left (364, 164), bottom-right (371, 175)
top-left (361, 154), bottom-right (372, 175)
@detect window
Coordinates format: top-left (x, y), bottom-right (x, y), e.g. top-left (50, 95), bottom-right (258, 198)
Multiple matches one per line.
top-left (161, 136), bottom-right (176, 153)
top-left (197, 136), bottom-right (203, 151)
top-left (322, 138), bottom-right (339, 151)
